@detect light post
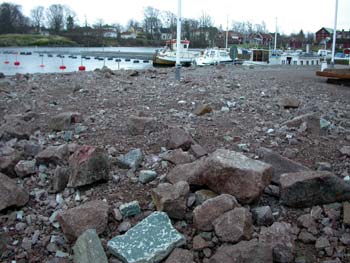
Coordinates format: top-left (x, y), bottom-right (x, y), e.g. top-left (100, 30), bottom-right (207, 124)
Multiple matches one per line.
top-left (175, 0), bottom-right (182, 81)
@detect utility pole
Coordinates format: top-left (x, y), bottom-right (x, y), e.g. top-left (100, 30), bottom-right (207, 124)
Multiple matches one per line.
top-left (175, 0), bottom-right (182, 81)
top-left (331, 0), bottom-right (338, 67)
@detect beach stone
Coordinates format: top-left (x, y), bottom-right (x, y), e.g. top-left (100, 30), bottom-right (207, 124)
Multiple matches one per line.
top-left (273, 243), bottom-right (295, 263)
top-left (57, 200), bottom-right (109, 241)
top-left (264, 184), bottom-right (280, 197)
top-left (189, 144), bottom-right (208, 158)
top-left (192, 235), bottom-right (209, 250)
top-left (298, 230), bottom-right (317, 244)
top-left (67, 145), bottom-right (109, 188)
top-left (297, 214), bottom-right (316, 229)
top-left (0, 145), bottom-right (22, 177)
top-left (119, 201), bottom-right (141, 218)
top-left (49, 166), bottom-right (69, 193)
top-left (252, 206), bottom-right (274, 226)
top-left (151, 181), bottom-right (190, 219)
top-left (340, 146), bottom-right (350, 156)
top-left (139, 170), bottom-right (157, 184)
top-left (73, 229), bottom-right (108, 263)
top-left (107, 212), bottom-right (185, 263)
top-left (127, 115), bottom-right (157, 135)
top-left (279, 97), bottom-right (300, 109)
top-left (193, 103), bottom-right (213, 116)
top-left (161, 149), bottom-right (196, 165)
top-left (49, 112), bottom-right (82, 131)
top-left (259, 222), bottom-right (296, 261)
top-left (165, 248), bottom-right (194, 263)
top-left (283, 112), bottom-right (320, 135)
top-left (315, 237), bottom-right (330, 250)
top-left (257, 147), bottom-right (310, 184)
top-left (14, 160), bottom-right (36, 178)
top-left (0, 172), bottom-right (29, 211)
top-left (36, 144), bottom-right (69, 165)
top-left (22, 140), bottom-right (42, 157)
top-left (209, 240), bottom-right (273, 263)
top-left (213, 207), bottom-right (253, 243)
top-left (167, 149), bottom-right (272, 204)
top-left (193, 194), bottom-right (240, 231)
top-left (194, 189), bottom-right (218, 205)
top-left (0, 122), bottom-right (31, 141)
top-left (118, 221), bottom-right (132, 233)
top-left (116, 148), bottom-right (143, 171)
top-left (340, 233), bottom-right (350, 245)
top-left (167, 127), bottom-right (194, 150)
top-left (343, 202), bottom-right (350, 226)
top-left (280, 171), bottom-right (350, 207)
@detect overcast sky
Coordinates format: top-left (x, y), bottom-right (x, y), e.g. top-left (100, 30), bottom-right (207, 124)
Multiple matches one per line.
top-left (12, 0), bottom-right (350, 34)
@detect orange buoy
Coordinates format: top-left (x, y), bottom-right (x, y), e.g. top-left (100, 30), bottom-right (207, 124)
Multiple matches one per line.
top-left (14, 61), bottom-right (20, 66)
top-left (4, 61), bottom-right (9, 64)
top-left (78, 65), bottom-right (86, 71)
top-left (59, 65), bottom-right (66, 70)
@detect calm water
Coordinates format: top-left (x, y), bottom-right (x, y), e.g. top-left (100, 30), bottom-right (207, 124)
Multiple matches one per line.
top-left (0, 47), bottom-right (158, 75)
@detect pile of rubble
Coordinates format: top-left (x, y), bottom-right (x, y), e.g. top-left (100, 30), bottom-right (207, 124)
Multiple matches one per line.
top-left (0, 66), bottom-right (350, 263)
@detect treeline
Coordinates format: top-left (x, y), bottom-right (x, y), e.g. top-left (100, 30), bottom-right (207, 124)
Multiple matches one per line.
top-left (0, 2), bottom-right (314, 48)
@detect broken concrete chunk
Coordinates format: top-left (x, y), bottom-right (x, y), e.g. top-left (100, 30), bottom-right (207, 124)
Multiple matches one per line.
top-left (107, 211), bottom-right (185, 263)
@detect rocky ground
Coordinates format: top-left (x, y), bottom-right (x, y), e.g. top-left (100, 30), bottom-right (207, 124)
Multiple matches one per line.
top-left (0, 64), bottom-right (350, 263)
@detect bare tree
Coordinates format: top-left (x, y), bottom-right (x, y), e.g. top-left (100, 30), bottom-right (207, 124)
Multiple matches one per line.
top-left (143, 6), bottom-right (162, 40)
top-left (161, 10), bottom-right (176, 36)
top-left (198, 11), bottom-right (213, 28)
top-left (126, 19), bottom-right (140, 32)
top-left (30, 6), bottom-right (44, 33)
top-left (0, 2), bottom-right (28, 34)
top-left (46, 4), bottom-right (64, 34)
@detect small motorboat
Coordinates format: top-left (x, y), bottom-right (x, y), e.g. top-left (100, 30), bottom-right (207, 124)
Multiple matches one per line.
top-left (194, 48), bottom-right (233, 66)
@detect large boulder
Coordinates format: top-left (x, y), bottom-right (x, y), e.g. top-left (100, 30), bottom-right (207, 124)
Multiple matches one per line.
top-left (107, 212), bottom-right (185, 263)
top-left (49, 112), bottom-right (82, 131)
top-left (193, 194), bottom-right (240, 231)
top-left (57, 200), bottom-right (109, 241)
top-left (209, 240), bottom-right (273, 263)
top-left (167, 149), bottom-right (273, 204)
top-left (213, 207), bottom-right (253, 243)
top-left (257, 147), bottom-right (310, 184)
top-left (73, 229), bottom-right (108, 263)
top-left (0, 172), bottom-right (29, 211)
top-left (280, 171), bottom-right (350, 207)
top-left (35, 144), bottom-right (69, 165)
top-left (67, 145), bottom-right (109, 188)
top-left (0, 146), bottom-right (22, 177)
top-left (151, 181), bottom-right (190, 219)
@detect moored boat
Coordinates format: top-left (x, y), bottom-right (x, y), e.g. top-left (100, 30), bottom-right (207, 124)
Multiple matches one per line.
top-left (194, 48), bottom-right (233, 66)
top-left (153, 39), bottom-right (197, 67)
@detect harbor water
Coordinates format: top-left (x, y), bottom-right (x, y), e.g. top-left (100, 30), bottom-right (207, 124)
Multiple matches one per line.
top-left (0, 47), bottom-right (158, 75)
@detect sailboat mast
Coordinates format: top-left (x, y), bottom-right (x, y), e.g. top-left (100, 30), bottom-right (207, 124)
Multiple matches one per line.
top-left (274, 17), bottom-right (277, 51)
top-left (225, 16), bottom-right (229, 49)
top-left (331, 0), bottom-right (338, 66)
top-left (175, 0), bottom-right (182, 80)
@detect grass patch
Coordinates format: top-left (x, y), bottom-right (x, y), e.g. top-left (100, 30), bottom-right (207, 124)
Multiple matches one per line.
top-left (0, 34), bottom-right (77, 47)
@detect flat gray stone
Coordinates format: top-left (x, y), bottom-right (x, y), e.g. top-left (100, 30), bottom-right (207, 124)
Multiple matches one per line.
top-left (107, 212), bottom-right (185, 263)
top-left (73, 229), bottom-right (108, 263)
top-left (139, 170), bottom-right (157, 184)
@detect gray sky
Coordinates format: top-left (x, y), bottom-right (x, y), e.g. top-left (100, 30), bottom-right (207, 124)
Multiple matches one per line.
top-left (12, 0), bottom-right (350, 34)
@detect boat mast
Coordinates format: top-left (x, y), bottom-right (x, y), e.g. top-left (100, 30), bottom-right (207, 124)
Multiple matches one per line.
top-left (225, 15), bottom-right (229, 49)
top-left (274, 17), bottom-right (277, 51)
top-left (331, 0), bottom-right (338, 67)
top-left (175, 0), bottom-right (182, 81)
